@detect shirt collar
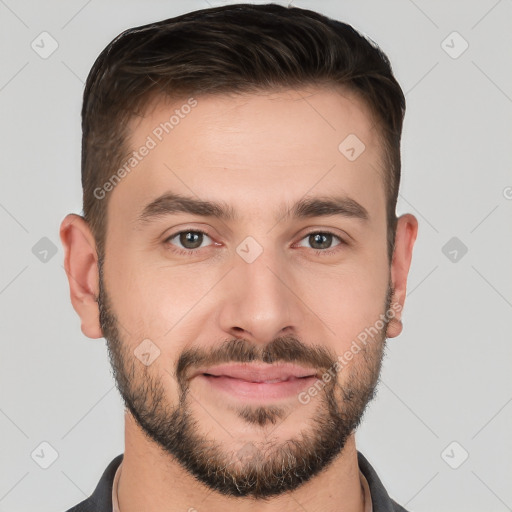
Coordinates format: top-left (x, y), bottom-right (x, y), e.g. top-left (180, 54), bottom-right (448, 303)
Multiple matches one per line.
top-left (112, 460), bottom-right (122, 512)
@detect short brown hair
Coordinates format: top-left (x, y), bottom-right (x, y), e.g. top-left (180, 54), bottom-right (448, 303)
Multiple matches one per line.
top-left (81, 3), bottom-right (405, 261)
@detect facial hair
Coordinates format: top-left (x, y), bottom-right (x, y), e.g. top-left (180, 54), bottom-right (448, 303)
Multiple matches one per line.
top-left (98, 259), bottom-right (393, 499)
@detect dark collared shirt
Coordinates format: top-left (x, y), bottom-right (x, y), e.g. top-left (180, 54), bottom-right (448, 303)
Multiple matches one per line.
top-left (65, 451), bottom-right (409, 512)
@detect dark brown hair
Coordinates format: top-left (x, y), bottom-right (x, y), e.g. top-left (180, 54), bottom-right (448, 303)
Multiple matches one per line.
top-left (82, 3), bottom-right (405, 261)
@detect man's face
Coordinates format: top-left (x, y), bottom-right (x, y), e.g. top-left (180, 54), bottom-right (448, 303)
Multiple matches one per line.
top-left (99, 88), bottom-right (394, 497)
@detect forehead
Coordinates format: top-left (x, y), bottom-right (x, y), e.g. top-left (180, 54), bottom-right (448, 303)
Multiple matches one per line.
top-left (109, 87), bottom-right (386, 225)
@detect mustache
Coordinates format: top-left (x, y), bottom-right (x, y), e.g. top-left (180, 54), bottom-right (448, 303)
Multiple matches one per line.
top-left (175, 336), bottom-right (338, 389)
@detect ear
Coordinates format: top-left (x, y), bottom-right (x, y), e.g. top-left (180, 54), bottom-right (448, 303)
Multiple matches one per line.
top-left (386, 213), bottom-right (418, 338)
top-left (60, 214), bottom-right (103, 339)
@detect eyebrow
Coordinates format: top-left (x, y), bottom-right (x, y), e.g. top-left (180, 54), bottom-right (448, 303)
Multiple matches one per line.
top-left (137, 192), bottom-right (369, 225)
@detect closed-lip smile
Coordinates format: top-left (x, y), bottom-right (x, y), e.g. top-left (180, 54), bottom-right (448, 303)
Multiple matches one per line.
top-left (193, 362), bottom-right (319, 382)
top-left (191, 363), bottom-right (320, 401)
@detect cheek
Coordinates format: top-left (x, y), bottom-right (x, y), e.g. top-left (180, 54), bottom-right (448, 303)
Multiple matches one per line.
top-left (299, 256), bottom-right (389, 348)
top-left (105, 251), bottom-right (223, 345)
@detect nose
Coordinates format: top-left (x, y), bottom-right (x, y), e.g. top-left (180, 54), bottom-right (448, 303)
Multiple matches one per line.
top-left (217, 247), bottom-right (303, 345)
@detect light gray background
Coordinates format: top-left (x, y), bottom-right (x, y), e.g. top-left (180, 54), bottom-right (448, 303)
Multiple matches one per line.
top-left (1, 0), bottom-right (511, 511)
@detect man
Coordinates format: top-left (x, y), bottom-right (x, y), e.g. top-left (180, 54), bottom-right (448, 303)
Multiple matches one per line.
top-left (60, 3), bottom-right (418, 511)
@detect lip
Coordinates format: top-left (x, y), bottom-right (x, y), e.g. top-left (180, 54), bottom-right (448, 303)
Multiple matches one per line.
top-left (191, 363), bottom-right (320, 401)
top-left (193, 363), bottom-right (319, 382)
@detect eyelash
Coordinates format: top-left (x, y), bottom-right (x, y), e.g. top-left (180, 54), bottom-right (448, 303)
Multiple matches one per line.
top-left (164, 229), bottom-right (216, 257)
top-left (298, 230), bottom-right (346, 256)
top-left (164, 229), bottom-right (346, 257)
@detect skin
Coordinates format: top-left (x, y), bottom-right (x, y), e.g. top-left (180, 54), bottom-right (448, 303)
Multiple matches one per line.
top-left (60, 87), bottom-right (418, 512)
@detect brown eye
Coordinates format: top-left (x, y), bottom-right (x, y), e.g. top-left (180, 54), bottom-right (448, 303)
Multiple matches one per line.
top-left (297, 231), bottom-right (343, 251)
top-left (166, 230), bottom-right (213, 251)
top-left (180, 231), bottom-right (204, 249)
top-left (310, 233), bottom-right (333, 249)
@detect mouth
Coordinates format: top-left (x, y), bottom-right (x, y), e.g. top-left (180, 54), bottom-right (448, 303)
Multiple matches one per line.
top-left (192, 363), bottom-right (320, 401)
top-left (196, 362), bottom-right (318, 381)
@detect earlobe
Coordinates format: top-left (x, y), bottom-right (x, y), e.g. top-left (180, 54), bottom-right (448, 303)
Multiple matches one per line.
top-left (387, 213), bottom-right (418, 339)
top-left (59, 214), bottom-right (103, 339)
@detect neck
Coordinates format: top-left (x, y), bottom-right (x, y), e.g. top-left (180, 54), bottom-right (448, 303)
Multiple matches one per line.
top-left (118, 411), bottom-right (365, 512)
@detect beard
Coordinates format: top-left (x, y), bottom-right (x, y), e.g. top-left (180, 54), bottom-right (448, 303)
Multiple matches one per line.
top-left (98, 260), bottom-right (392, 499)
